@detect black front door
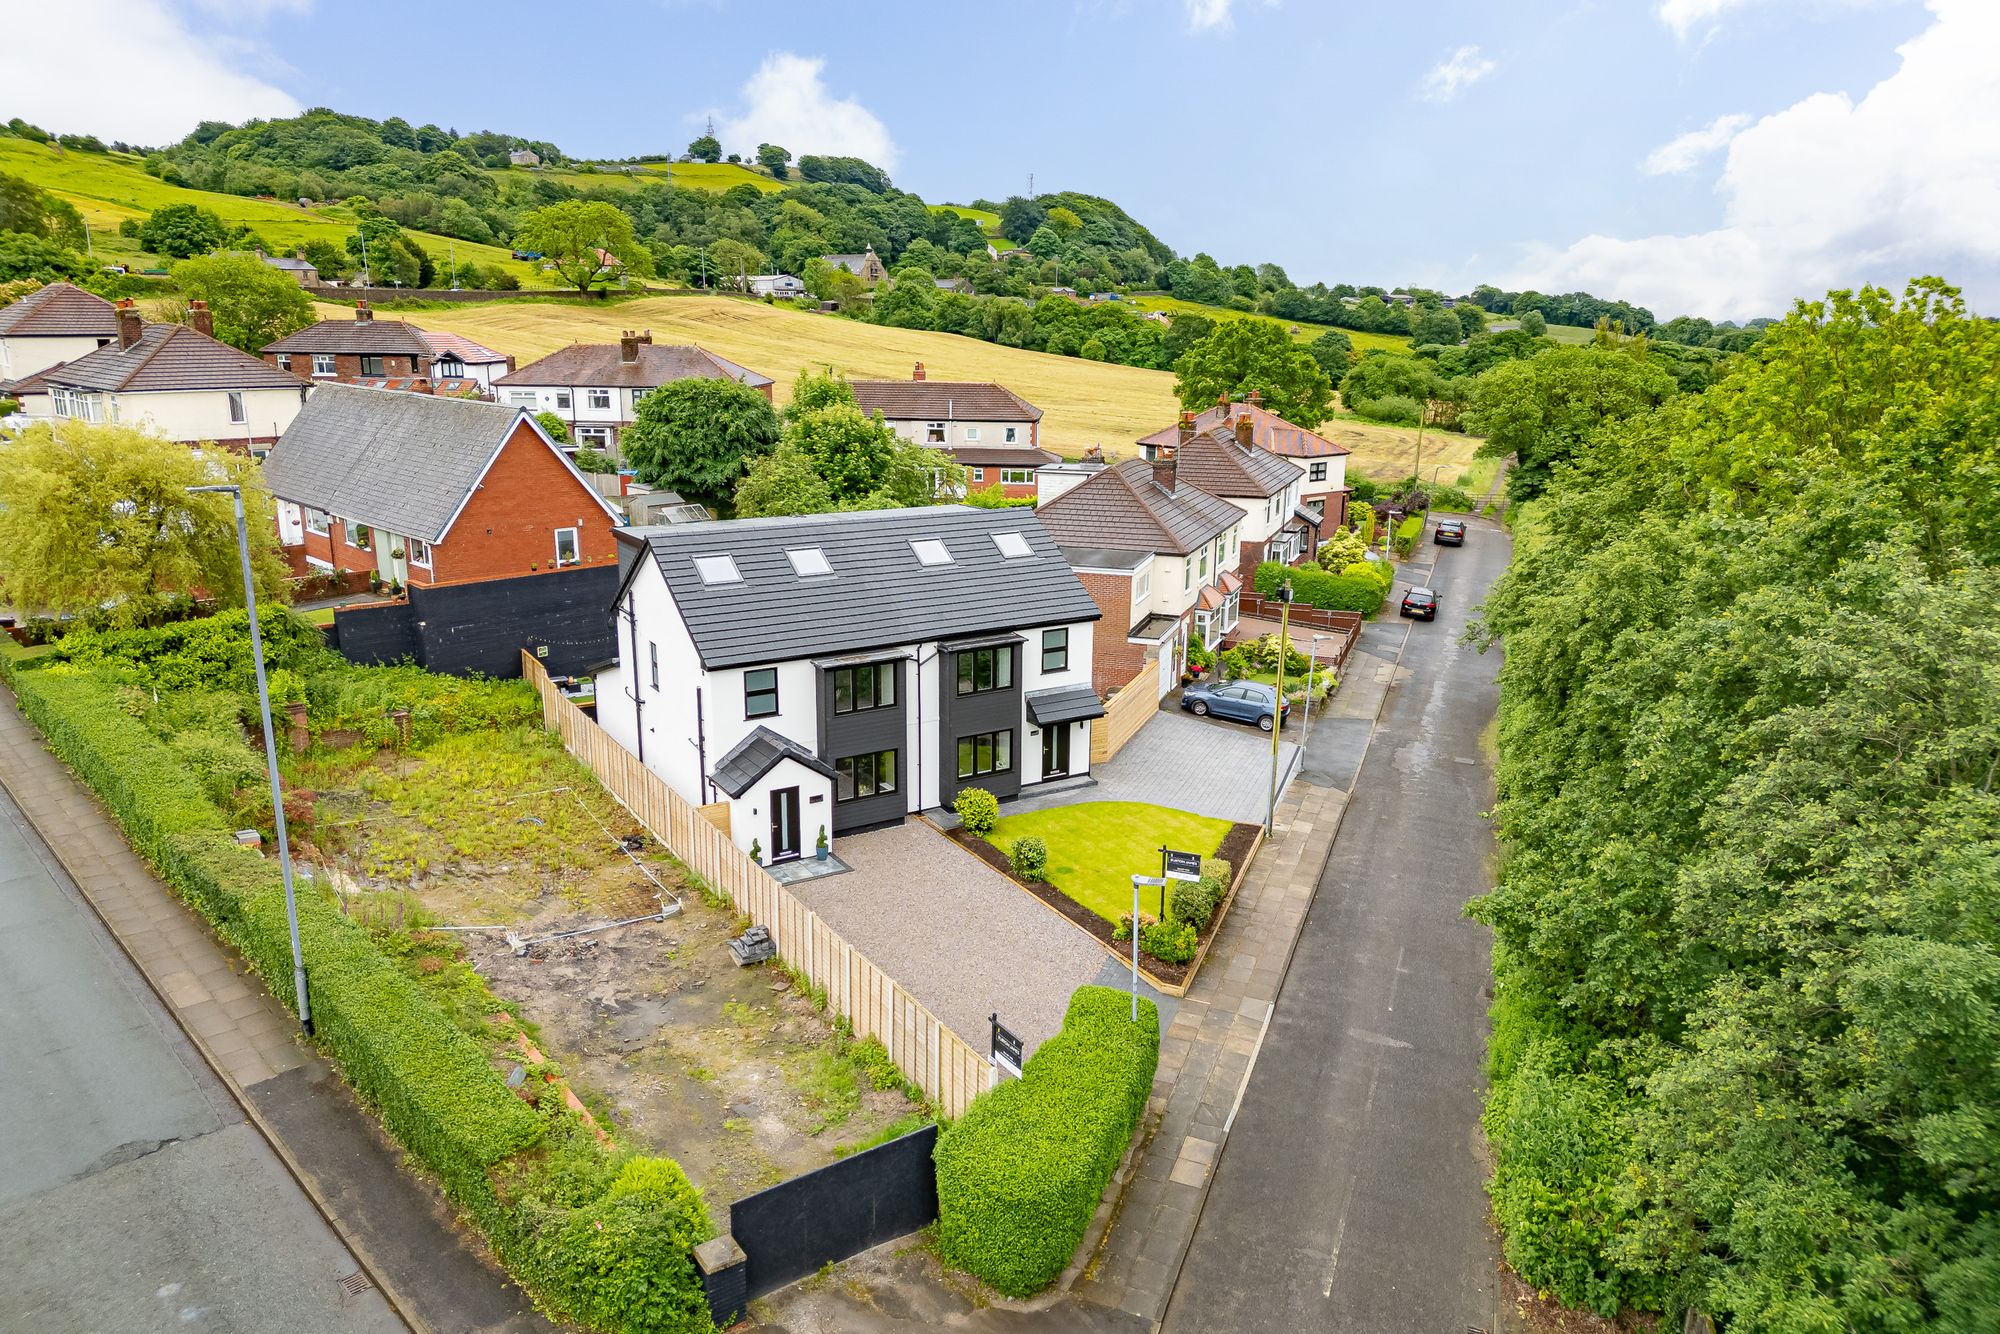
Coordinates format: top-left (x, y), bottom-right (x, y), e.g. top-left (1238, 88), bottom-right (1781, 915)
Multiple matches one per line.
top-left (770, 787), bottom-right (801, 861)
top-left (1042, 724), bottom-right (1071, 779)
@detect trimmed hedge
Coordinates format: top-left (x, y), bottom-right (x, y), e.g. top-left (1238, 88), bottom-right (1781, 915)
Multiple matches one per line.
top-left (0, 657), bottom-right (712, 1333)
top-left (935, 985), bottom-right (1159, 1297)
top-left (1253, 560), bottom-right (1388, 615)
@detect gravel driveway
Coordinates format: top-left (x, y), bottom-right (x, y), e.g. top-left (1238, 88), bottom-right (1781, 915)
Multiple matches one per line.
top-left (791, 821), bottom-right (1107, 1055)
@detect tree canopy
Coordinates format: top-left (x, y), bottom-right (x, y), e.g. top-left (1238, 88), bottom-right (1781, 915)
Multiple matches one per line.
top-left (1466, 346), bottom-right (1678, 502)
top-left (0, 421), bottom-right (287, 620)
top-left (170, 253), bottom-right (314, 352)
top-left (137, 203), bottom-right (226, 259)
top-left (512, 200), bottom-right (649, 295)
top-left (735, 386), bottom-right (958, 518)
top-left (1173, 318), bottom-right (1334, 427)
top-left (1473, 278), bottom-right (2000, 1328)
top-left (618, 378), bottom-right (780, 511)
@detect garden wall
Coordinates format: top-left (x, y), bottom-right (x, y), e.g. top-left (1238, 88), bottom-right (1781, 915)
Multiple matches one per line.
top-left (522, 653), bottom-right (990, 1119)
top-left (1090, 664), bottom-right (1159, 766)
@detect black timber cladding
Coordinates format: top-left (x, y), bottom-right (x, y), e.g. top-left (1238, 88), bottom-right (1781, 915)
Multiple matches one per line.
top-left (939, 640), bottom-right (1022, 806)
top-left (329, 566), bottom-right (617, 679)
top-left (620, 506), bottom-right (1101, 670)
top-left (817, 657), bottom-right (908, 834)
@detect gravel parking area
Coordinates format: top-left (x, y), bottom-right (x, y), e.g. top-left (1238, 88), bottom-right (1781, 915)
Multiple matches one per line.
top-left (791, 821), bottom-right (1107, 1055)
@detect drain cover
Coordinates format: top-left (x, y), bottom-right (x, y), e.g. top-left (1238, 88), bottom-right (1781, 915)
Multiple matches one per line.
top-left (339, 1271), bottom-right (374, 1298)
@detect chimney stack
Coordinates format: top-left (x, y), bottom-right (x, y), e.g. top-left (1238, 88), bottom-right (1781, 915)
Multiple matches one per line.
top-left (355, 300), bottom-right (373, 323)
top-left (187, 299), bottom-right (213, 338)
top-left (1235, 412), bottom-right (1255, 448)
top-left (1177, 410), bottom-right (1196, 445)
top-left (1247, 389), bottom-right (1263, 407)
top-left (1151, 443), bottom-right (1178, 495)
top-left (619, 330), bottom-right (640, 363)
top-left (913, 361), bottom-right (926, 381)
top-left (115, 299), bottom-right (142, 350)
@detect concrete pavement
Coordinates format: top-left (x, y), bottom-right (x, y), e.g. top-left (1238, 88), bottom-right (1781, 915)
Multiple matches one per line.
top-left (0, 780), bottom-right (406, 1334)
top-left (1163, 515), bottom-right (1518, 1334)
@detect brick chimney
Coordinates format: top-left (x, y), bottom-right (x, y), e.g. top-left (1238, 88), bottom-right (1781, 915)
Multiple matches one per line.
top-left (619, 330), bottom-right (641, 363)
top-left (1151, 443), bottom-right (1178, 494)
top-left (1247, 389), bottom-right (1263, 407)
top-left (912, 361), bottom-right (926, 381)
top-left (187, 299), bottom-right (213, 338)
top-left (115, 299), bottom-right (143, 350)
top-left (1177, 410), bottom-right (1196, 445)
top-left (1235, 411), bottom-right (1255, 448)
top-left (354, 300), bottom-right (373, 323)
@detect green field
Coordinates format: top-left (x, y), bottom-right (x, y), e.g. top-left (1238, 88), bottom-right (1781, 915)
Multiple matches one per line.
top-left (932, 204), bottom-right (1010, 245)
top-left (1487, 318), bottom-right (1595, 345)
top-left (498, 160), bottom-right (785, 194)
top-left (1, 137), bottom-right (550, 284)
top-left (1128, 293), bottom-right (1413, 354)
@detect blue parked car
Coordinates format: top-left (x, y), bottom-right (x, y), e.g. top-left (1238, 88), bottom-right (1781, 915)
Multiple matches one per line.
top-left (1180, 680), bottom-right (1289, 732)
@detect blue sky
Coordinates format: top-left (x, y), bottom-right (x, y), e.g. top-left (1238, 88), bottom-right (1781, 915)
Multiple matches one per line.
top-left (20, 0), bottom-right (1999, 319)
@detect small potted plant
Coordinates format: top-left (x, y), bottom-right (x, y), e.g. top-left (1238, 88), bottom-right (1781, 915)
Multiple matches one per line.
top-left (389, 547), bottom-right (405, 561)
top-left (748, 838), bottom-right (762, 865)
top-left (815, 825), bottom-right (829, 862)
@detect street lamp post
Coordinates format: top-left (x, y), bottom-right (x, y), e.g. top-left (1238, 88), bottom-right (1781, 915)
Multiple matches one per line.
top-left (188, 484), bottom-right (312, 1035)
top-left (1300, 632), bottom-right (1333, 741)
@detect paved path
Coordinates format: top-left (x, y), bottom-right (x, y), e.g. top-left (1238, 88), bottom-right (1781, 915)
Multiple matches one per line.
top-left (1163, 514), bottom-right (1518, 1334)
top-left (795, 820), bottom-right (1113, 1054)
top-left (0, 780), bottom-right (405, 1334)
top-left (1009, 709), bottom-right (1299, 826)
top-left (0, 685), bottom-right (557, 1334)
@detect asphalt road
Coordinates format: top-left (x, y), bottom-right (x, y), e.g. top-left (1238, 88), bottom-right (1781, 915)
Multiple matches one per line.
top-left (1164, 516), bottom-right (1515, 1334)
top-left (0, 784), bottom-right (406, 1334)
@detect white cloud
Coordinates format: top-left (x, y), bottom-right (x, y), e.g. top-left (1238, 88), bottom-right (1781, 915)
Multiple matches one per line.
top-left (1509, 0), bottom-right (2000, 320)
top-left (1642, 113), bottom-right (1753, 174)
top-left (7, 0), bottom-right (301, 144)
top-left (1420, 46), bottom-right (1497, 102)
top-left (714, 52), bottom-right (898, 171)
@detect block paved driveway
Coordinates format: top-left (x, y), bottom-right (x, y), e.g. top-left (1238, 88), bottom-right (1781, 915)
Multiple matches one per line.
top-left (1010, 708), bottom-right (1299, 827)
top-left (792, 820), bottom-right (1115, 1056)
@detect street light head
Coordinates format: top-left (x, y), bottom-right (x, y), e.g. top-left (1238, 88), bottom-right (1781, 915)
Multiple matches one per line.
top-left (185, 484), bottom-right (240, 495)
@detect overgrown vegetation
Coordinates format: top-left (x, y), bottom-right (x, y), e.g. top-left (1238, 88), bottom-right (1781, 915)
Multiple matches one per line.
top-left (1472, 278), bottom-right (2000, 1328)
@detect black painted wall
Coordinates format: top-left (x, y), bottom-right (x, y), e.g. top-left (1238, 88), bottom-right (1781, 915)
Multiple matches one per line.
top-left (938, 642), bottom-right (1023, 806)
top-left (330, 566), bottom-right (617, 679)
top-left (818, 658), bottom-right (908, 833)
top-left (729, 1123), bottom-right (939, 1300)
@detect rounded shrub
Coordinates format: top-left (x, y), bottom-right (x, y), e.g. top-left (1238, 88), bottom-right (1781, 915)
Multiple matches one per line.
top-left (954, 786), bottom-right (1000, 835)
top-left (1140, 917), bottom-right (1197, 964)
top-left (1009, 834), bottom-right (1048, 881)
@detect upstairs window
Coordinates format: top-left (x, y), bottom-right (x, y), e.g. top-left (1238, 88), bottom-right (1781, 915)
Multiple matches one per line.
top-left (693, 554), bottom-right (742, 585)
top-left (554, 389), bottom-right (573, 411)
top-left (587, 388), bottom-right (612, 410)
top-left (964, 426), bottom-right (981, 442)
top-left (910, 539), bottom-right (953, 566)
top-left (832, 661), bottom-right (896, 714)
top-left (744, 668), bottom-right (779, 719)
top-left (305, 508), bottom-right (330, 536)
top-left (1309, 461), bottom-right (1328, 482)
top-left (312, 354), bottom-right (335, 377)
top-left (1041, 629), bottom-right (1068, 673)
top-left (360, 355), bottom-right (385, 377)
top-left (227, 391), bottom-right (246, 424)
top-left (956, 645), bottom-right (1014, 695)
top-left (275, 353), bottom-right (292, 371)
top-left (925, 421), bottom-right (946, 443)
top-left (1004, 426), bottom-right (1019, 443)
top-left (553, 527), bottom-right (579, 567)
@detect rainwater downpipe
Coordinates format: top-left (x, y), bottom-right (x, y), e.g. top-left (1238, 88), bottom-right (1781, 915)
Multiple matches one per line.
top-left (623, 592), bottom-right (645, 765)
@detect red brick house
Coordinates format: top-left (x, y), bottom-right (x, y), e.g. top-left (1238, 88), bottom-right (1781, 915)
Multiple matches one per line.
top-left (263, 383), bottom-right (622, 587)
top-left (263, 301), bottom-right (435, 385)
top-left (1136, 411), bottom-right (1313, 577)
top-left (1138, 392), bottom-right (1351, 528)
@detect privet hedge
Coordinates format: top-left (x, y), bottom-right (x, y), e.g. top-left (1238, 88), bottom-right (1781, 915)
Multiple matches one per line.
top-left (0, 656), bottom-right (714, 1334)
top-left (934, 985), bottom-right (1159, 1297)
top-left (1253, 559), bottom-right (1388, 615)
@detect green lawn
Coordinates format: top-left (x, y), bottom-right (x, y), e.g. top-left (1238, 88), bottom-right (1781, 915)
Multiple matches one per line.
top-left (1127, 294), bottom-right (1413, 355)
top-left (985, 801), bottom-right (1233, 924)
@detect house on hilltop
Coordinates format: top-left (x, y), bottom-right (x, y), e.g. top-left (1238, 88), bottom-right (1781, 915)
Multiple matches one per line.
top-left (819, 245), bottom-right (887, 284)
top-left (595, 505), bottom-right (1103, 861)
top-left (493, 332), bottom-right (773, 456)
top-left (0, 281), bottom-right (119, 391)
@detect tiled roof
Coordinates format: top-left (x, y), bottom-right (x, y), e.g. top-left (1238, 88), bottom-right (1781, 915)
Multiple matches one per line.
top-left (421, 331), bottom-right (509, 364)
top-left (710, 726), bottom-right (836, 798)
top-left (494, 342), bottom-right (773, 390)
top-left (1035, 458), bottom-right (1238, 557)
top-left (623, 505), bottom-right (1100, 670)
top-left (262, 383), bottom-right (598, 543)
top-left (1138, 403), bottom-right (1351, 458)
top-left (41, 323), bottom-right (309, 393)
top-left (264, 317), bottom-right (435, 357)
top-left (260, 254), bottom-right (318, 272)
top-left (0, 282), bottom-right (118, 339)
top-left (1169, 427), bottom-right (1304, 500)
top-left (947, 445), bottom-right (1060, 469)
top-left (849, 380), bottom-right (1042, 423)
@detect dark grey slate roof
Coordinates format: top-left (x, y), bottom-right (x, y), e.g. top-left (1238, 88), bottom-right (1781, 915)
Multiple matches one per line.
top-left (1026, 685), bottom-right (1106, 726)
top-left (623, 506), bottom-right (1102, 670)
top-left (263, 383), bottom-right (524, 542)
top-left (710, 726), bottom-right (835, 798)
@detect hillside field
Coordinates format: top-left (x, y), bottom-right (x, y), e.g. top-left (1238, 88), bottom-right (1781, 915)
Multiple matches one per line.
top-left (1128, 293), bottom-right (1413, 355)
top-left (2, 138), bottom-right (550, 285)
top-left (497, 161), bottom-right (784, 194)
top-left (354, 294), bottom-right (1476, 477)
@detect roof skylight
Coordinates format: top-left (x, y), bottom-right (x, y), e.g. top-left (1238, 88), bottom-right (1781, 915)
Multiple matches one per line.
top-left (992, 532), bottom-right (1033, 559)
top-left (786, 547), bottom-right (832, 576)
top-left (910, 539), bottom-right (954, 567)
top-left (693, 554), bottom-right (742, 585)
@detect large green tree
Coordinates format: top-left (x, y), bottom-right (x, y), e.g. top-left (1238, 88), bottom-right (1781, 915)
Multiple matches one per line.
top-left (1466, 346), bottom-right (1677, 502)
top-left (136, 203), bottom-right (226, 259)
top-left (0, 233), bottom-right (89, 284)
top-left (512, 200), bottom-right (650, 296)
top-left (1472, 278), bottom-right (2000, 1327)
top-left (618, 378), bottom-right (780, 511)
top-left (0, 170), bottom-right (85, 247)
top-left (0, 420), bottom-right (287, 620)
top-left (170, 253), bottom-right (313, 352)
top-left (735, 402), bottom-right (957, 517)
top-left (1173, 318), bottom-right (1334, 427)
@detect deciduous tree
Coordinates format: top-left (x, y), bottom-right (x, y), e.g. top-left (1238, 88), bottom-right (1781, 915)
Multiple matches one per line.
top-left (169, 253), bottom-right (313, 352)
top-left (136, 203), bottom-right (226, 259)
top-left (1466, 346), bottom-right (1677, 501)
top-left (1173, 318), bottom-right (1334, 427)
top-left (618, 378), bottom-right (780, 511)
top-left (512, 200), bottom-right (650, 296)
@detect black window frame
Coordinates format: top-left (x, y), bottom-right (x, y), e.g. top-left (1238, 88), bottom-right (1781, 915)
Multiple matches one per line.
top-left (1309, 461), bottom-right (1328, 482)
top-left (831, 661), bottom-right (896, 715)
top-left (359, 354), bottom-right (385, 377)
top-left (834, 749), bottom-right (899, 802)
top-left (954, 645), bottom-right (1015, 696)
top-left (1040, 629), bottom-right (1068, 673)
top-left (744, 667), bottom-right (779, 719)
top-left (955, 728), bottom-right (1014, 780)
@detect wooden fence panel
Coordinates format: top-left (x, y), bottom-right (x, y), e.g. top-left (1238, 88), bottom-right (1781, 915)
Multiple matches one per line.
top-left (521, 653), bottom-right (986, 1118)
top-left (1091, 664), bottom-right (1161, 766)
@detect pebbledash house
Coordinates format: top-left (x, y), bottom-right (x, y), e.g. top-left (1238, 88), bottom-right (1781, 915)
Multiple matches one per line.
top-left (594, 506), bottom-right (1104, 864)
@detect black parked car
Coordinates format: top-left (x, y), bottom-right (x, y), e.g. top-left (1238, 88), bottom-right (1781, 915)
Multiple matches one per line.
top-left (1434, 518), bottom-right (1466, 546)
top-left (1400, 587), bottom-right (1440, 621)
